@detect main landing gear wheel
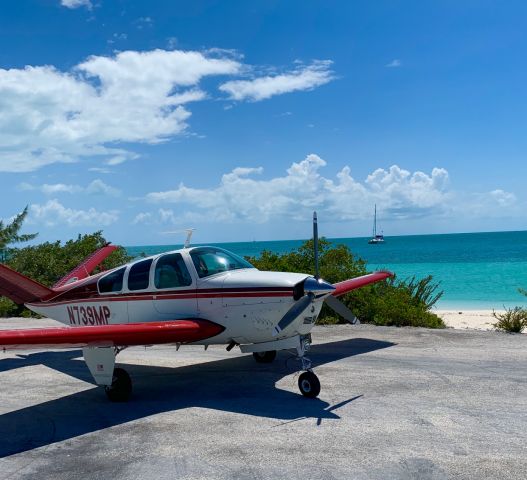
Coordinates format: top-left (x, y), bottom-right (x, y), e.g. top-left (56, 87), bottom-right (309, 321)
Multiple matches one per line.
top-left (298, 371), bottom-right (321, 398)
top-left (252, 350), bottom-right (277, 363)
top-left (105, 367), bottom-right (132, 402)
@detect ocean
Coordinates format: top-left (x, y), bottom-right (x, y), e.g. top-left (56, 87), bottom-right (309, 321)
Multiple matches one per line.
top-left (126, 230), bottom-right (527, 310)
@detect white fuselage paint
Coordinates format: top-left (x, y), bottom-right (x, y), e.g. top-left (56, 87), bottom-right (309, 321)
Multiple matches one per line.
top-left (26, 248), bottom-right (326, 346)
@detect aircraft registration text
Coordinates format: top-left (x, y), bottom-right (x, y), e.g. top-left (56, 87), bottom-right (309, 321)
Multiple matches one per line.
top-left (67, 305), bottom-right (111, 325)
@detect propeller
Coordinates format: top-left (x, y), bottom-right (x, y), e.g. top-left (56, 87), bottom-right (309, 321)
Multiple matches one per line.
top-left (313, 211), bottom-right (319, 279)
top-left (272, 211), bottom-right (360, 337)
top-left (325, 295), bottom-right (360, 325)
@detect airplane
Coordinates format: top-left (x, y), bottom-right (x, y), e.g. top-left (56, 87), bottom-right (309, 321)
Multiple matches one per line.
top-left (0, 212), bottom-right (393, 402)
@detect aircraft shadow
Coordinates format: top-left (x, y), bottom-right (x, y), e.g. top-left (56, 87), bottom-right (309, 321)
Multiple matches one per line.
top-left (0, 337), bottom-right (394, 457)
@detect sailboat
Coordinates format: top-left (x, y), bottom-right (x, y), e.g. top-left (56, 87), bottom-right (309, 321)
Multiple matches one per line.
top-left (368, 204), bottom-right (385, 244)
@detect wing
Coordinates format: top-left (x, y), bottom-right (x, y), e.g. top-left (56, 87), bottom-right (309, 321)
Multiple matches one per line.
top-left (332, 270), bottom-right (394, 297)
top-left (0, 319), bottom-right (223, 350)
top-left (53, 244), bottom-right (119, 289)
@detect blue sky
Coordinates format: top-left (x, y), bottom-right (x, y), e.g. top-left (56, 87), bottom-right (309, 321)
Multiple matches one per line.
top-left (1, 0), bottom-right (526, 245)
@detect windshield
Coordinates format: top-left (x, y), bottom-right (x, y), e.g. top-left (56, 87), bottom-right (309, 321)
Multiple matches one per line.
top-left (190, 247), bottom-right (255, 278)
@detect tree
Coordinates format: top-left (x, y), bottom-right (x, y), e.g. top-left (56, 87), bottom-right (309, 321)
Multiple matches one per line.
top-left (0, 206), bottom-right (38, 251)
top-left (247, 238), bottom-right (445, 328)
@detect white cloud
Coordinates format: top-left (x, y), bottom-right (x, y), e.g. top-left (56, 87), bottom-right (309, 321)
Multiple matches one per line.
top-left (85, 179), bottom-right (121, 196)
top-left (167, 37), bottom-right (178, 50)
top-left (0, 50), bottom-right (334, 173)
top-left (490, 189), bottom-right (516, 207)
top-left (145, 154), bottom-right (453, 224)
top-left (132, 212), bottom-right (153, 224)
top-left (0, 49), bottom-right (241, 172)
top-left (135, 17), bottom-right (153, 29)
top-left (108, 33), bottom-right (128, 45)
top-left (18, 179), bottom-right (120, 196)
top-left (29, 199), bottom-right (118, 227)
top-left (386, 59), bottom-right (401, 68)
top-left (42, 183), bottom-right (83, 195)
top-left (60, 0), bottom-right (92, 9)
top-left (219, 60), bottom-right (335, 101)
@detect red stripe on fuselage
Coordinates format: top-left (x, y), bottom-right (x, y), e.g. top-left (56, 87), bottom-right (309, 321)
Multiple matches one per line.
top-left (27, 288), bottom-right (293, 307)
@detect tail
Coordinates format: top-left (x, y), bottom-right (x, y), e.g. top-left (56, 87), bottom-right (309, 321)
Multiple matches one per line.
top-left (0, 244), bottom-right (119, 304)
top-left (0, 263), bottom-right (54, 304)
top-left (53, 244), bottom-right (118, 289)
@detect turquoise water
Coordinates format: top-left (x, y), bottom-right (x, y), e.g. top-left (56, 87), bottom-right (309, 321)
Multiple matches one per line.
top-left (126, 231), bottom-right (527, 309)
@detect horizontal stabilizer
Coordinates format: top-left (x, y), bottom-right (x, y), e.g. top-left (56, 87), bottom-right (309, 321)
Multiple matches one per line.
top-left (333, 271), bottom-right (394, 297)
top-left (0, 263), bottom-right (54, 304)
top-left (0, 319), bottom-right (224, 350)
top-left (53, 244), bottom-right (119, 289)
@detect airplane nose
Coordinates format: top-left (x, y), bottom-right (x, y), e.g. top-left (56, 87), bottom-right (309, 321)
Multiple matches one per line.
top-left (303, 277), bottom-right (336, 296)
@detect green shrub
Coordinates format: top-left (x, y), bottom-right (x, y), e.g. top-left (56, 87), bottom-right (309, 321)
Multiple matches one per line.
top-left (492, 307), bottom-right (527, 333)
top-left (248, 238), bottom-right (445, 329)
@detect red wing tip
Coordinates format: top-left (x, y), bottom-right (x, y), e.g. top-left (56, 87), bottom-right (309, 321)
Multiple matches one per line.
top-left (376, 270), bottom-right (395, 277)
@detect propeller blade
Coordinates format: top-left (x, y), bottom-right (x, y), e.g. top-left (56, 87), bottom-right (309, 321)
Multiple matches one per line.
top-left (325, 295), bottom-right (360, 325)
top-left (313, 211), bottom-right (319, 280)
top-left (273, 293), bottom-right (313, 336)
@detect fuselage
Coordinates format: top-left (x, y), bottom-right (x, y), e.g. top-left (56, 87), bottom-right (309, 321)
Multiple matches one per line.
top-left (26, 246), bottom-right (328, 345)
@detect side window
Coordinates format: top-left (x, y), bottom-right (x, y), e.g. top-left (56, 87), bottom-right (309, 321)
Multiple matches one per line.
top-left (154, 253), bottom-right (192, 289)
top-left (98, 267), bottom-right (126, 293)
top-left (128, 259), bottom-right (153, 291)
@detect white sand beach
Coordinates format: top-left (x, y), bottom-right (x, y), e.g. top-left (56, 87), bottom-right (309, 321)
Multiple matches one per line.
top-left (435, 310), bottom-right (501, 331)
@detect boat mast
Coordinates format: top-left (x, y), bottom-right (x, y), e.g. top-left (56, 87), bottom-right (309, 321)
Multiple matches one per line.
top-left (373, 204), bottom-right (377, 237)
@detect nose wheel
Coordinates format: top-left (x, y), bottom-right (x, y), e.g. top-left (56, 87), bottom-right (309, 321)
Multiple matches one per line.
top-left (298, 371), bottom-right (321, 398)
top-left (295, 335), bottom-right (321, 398)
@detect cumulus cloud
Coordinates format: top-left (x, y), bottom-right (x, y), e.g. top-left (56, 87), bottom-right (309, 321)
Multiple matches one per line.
top-left (60, 0), bottom-right (92, 9)
top-left (490, 189), bottom-right (516, 207)
top-left (145, 154), bottom-right (452, 224)
top-left (0, 50), bottom-right (333, 172)
top-left (219, 60), bottom-right (335, 101)
top-left (386, 59), bottom-right (401, 68)
top-left (132, 212), bottom-right (153, 225)
top-left (19, 179), bottom-right (120, 196)
top-left (29, 200), bottom-right (118, 227)
top-left (0, 49), bottom-right (240, 172)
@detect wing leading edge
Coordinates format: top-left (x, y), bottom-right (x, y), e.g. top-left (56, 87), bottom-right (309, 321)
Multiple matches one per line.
top-left (0, 319), bottom-right (224, 350)
top-left (332, 271), bottom-right (394, 297)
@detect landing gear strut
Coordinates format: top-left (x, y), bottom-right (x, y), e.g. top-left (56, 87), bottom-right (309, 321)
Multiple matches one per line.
top-left (296, 335), bottom-right (320, 398)
top-left (105, 367), bottom-right (132, 402)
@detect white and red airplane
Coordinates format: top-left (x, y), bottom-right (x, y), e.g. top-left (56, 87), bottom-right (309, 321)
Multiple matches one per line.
top-left (0, 213), bottom-right (392, 401)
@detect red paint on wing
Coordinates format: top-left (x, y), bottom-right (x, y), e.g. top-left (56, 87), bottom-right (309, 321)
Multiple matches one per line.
top-left (0, 263), bottom-right (54, 304)
top-left (332, 271), bottom-right (394, 297)
top-left (0, 319), bottom-right (223, 350)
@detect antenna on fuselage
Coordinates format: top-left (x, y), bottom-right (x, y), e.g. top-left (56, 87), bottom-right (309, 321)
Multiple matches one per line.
top-left (161, 228), bottom-right (196, 248)
top-left (184, 228), bottom-right (195, 248)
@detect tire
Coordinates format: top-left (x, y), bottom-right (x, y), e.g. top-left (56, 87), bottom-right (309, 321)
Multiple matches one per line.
top-left (252, 350), bottom-right (277, 363)
top-left (105, 367), bottom-right (132, 402)
top-left (298, 371), bottom-right (321, 398)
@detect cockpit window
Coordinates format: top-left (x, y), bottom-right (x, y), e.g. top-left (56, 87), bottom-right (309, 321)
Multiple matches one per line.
top-left (128, 258), bottom-right (153, 291)
top-left (190, 247), bottom-right (254, 278)
top-left (98, 267), bottom-right (126, 293)
top-left (154, 253), bottom-right (192, 289)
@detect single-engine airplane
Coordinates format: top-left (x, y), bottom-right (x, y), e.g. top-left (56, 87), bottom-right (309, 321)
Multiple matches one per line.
top-left (0, 213), bottom-right (392, 401)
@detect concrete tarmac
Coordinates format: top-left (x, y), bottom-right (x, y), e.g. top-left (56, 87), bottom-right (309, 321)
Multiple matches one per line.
top-left (0, 318), bottom-right (525, 479)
